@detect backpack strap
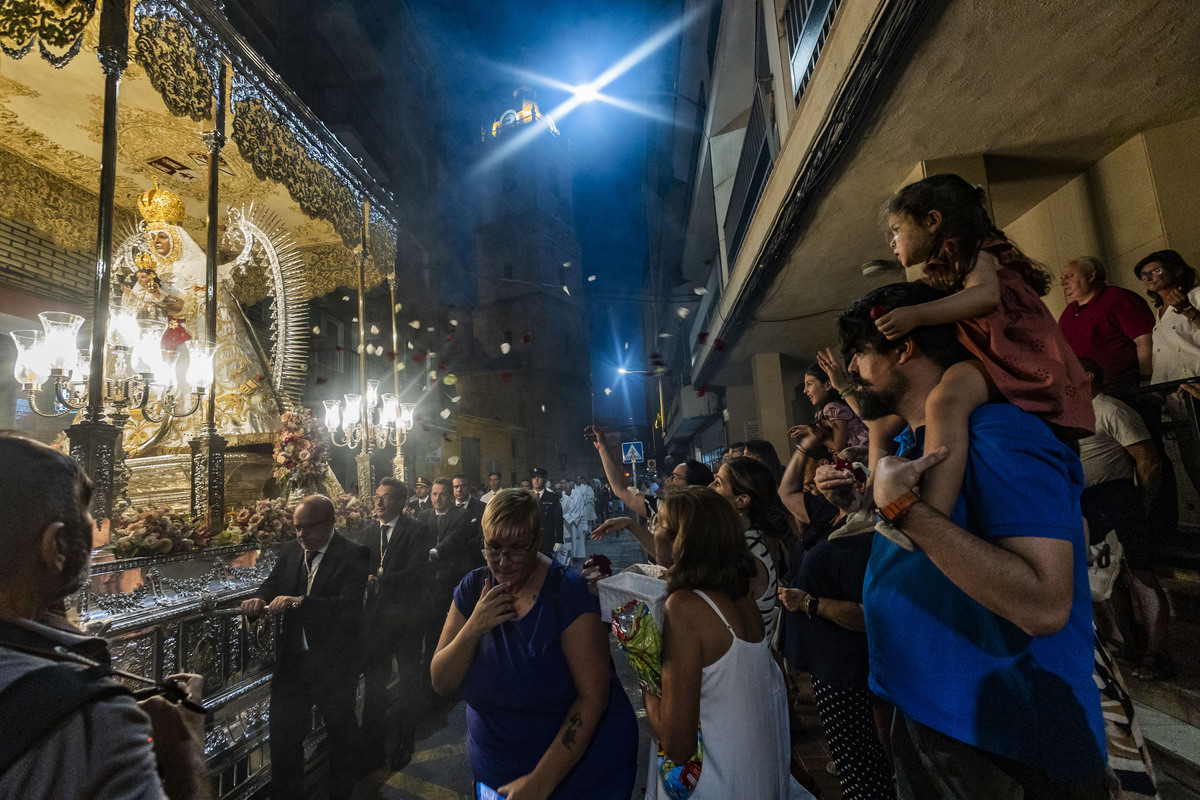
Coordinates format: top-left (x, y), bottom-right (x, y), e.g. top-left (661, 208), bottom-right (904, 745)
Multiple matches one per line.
top-left (0, 659), bottom-right (132, 776)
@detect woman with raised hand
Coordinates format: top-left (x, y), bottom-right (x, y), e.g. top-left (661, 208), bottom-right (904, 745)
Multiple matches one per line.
top-left (431, 489), bottom-right (637, 800)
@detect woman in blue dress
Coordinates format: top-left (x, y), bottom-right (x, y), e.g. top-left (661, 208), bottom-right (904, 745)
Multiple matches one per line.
top-left (431, 489), bottom-right (638, 800)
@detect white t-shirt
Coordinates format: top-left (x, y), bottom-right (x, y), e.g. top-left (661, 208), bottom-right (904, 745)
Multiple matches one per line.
top-left (1078, 393), bottom-right (1151, 487)
top-left (1150, 286), bottom-right (1200, 383)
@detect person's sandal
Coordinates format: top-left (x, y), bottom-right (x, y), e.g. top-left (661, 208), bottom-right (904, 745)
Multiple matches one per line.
top-left (827, 508), bottom-right (879, 541)
top-left (1131, 653), bottom-right (1177, 681)
top-left (875, 519), bottom-right (920, 552)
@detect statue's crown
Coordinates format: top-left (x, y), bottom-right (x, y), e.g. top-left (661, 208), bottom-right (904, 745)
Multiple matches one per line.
top-left (137, 179), bottom-right (185, 225)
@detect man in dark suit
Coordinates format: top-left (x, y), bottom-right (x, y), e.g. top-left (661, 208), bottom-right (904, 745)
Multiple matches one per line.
top-left (361, 477), bottom-right (434, 772)
top-left (240, 495), bottom-right (370, 800)
top-left (408, 477), bottom-right (432, 514)
top-left (417, 477), bottom-right (480, 650)
top-left (452, 473), bottom-right (488, 521)
top-left (530, 466), bottom-right (563, 555)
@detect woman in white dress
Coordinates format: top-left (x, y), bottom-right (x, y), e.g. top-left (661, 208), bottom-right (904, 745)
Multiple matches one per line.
top-left (643, 486), bottom-right (810, 800)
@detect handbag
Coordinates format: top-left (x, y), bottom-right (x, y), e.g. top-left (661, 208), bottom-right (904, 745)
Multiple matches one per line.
top-left (1088, 530), bottom-right (1123, 602)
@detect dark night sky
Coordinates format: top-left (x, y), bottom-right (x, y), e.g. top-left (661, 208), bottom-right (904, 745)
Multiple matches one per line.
top-left (405, 0), bottom-right (682, 428)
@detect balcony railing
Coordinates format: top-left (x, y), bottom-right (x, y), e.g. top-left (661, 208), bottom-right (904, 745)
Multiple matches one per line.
top-left (723, 89), bottom-right (773, 267)
top-left (784, 0), bottom-right (841, 103)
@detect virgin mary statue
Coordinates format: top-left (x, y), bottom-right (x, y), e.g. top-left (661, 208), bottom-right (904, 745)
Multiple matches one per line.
top-left (116, 182), bottom-right (280, 452)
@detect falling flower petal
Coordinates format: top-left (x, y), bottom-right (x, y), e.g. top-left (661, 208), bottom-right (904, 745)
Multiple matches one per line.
top-left (714, 338), bottom-right (726, 352)
top-left (449, 319), bottom-right (458, 327)
top-left (429, 371), bottom-right (438, 382)
top-left (443, 374), bottom-right (457, 385)
top-left (342, 295), bottom-right (350, 301)
top-left (697, 332), bottom-right (708, 345)
top-left (315, 376), bottom-right (328, 385)
top-left (500, 342), bottom-right (511, 355)
top-left (445, 334), bottom-right (453, 341)
top-left (407, 341), bottom-right (414, 349)
top-left (521, 334), bottom-right (532, 344)
top-left (426, 327), bottom-right (434, 332)
top-left (394, 302), bottom-right (403, 313)
top-left (409, 320), bottom-right (420, 329)
top-left (697, 385), bottom-right (708, 397)
top-left (395, 362), bottom-right (405, 372)
top-left (312, 325), bottom-right (321, 335)
top-left (369, 324), bottom-right (379, 335)
top-left (451, 395), bottom-right (461, 403)
top-left (386, 351), bottom-right (396, 361)
top-left (604, 387), bottom-right (612, 396)
top-left (677, 307), bottom-right (690, 318)
top-left (588, 275), bottom-right (596, 282)
top-left (562, 285), bottom-right (570, 295)
top-left (413, 352), bottom-right (426, 364)
top-left (352, 317), bottom-right (358, 323)
top-left (335, 346), bottom-right (343, 353)
top-left (624, 342), bottom-right (629, 350)
top-left (357, 344), bottom-right (364, 354)
top-left (438, 362), bottom-right (447, 371)
top-left (694, 286), bottom-right (708, 295)
top-left (502, 372), bottom-right (511, 382)
top-left (541, 405), bottom-right (546, 412)
top-left (439, 408), bottom-right (451, 419)
top-left (658, 332), bottom-right (672, 338)
top-left (448, 455), bottom-right (460, 465)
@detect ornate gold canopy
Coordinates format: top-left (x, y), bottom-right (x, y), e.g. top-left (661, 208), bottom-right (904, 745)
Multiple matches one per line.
top-left (0, 0), bottom-right (396, 301)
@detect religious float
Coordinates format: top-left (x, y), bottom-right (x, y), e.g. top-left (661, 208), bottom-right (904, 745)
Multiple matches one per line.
top-left (0, 0), bottom-right (410, 796)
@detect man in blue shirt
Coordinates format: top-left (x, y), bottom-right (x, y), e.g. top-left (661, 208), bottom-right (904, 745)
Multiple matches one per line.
top-left (821, 282), bottom-right (1107, 798)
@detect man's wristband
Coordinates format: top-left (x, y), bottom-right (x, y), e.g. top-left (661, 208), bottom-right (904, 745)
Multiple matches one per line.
top-left (879, 491), bottom-right (920, 525)
top-left (837, 385), bottom-right (859, 399)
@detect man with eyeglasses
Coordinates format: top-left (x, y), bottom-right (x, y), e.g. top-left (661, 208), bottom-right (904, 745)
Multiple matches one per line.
top-left (1057, 255), bottom-right (1155, 398)
top-left (240, 495), bottom-right (370, 800)
top-left (360, 478), bottom-right (433, 772)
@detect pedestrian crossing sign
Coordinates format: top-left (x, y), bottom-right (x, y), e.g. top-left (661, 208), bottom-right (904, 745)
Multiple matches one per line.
top-left (621, 441), bottom-right (644, 463)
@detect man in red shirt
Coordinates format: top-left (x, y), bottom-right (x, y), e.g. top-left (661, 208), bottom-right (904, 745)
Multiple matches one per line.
top-left (1058, 256), bottom-right (1155, 394)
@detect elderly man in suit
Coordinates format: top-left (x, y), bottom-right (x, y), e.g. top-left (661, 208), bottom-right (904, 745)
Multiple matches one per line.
top-left (530, 466), bottom-right (563, 555)
top-left (361, 478), bottom-right (434, 772)
top-left (240, 495), bottom-right (370, 800)
top-left (417, 478), bottom-right (480, 656)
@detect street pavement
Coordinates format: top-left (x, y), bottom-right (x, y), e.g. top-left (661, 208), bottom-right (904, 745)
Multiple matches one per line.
top-left (354, 529), bottom-right (654, 800)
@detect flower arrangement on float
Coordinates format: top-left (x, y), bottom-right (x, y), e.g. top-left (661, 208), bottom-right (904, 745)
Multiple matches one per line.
top-left (213, 498), bottom-right (294, 547)
top-left (272, 409), bottom-right (331, 495)
top-left (333, 492), bottom-right (367, 536)
top-left (108, 506), bottom-right (208, 557)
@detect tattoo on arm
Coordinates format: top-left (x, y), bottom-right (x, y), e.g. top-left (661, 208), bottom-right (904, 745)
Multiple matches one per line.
top-left (561, 712), bottom-right (583, 750)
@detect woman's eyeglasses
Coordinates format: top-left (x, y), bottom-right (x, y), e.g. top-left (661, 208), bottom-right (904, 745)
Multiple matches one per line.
top-left (1138, 266), bottom-right (1165, 281)
top-left (481, 543), bottom-right (537, 563)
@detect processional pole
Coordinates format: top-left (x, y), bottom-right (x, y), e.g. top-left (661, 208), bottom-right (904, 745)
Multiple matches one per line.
top-left (189, 57), bottom-right (228, 524)
top-left (354, 201), bottom-right (377, 500)
top-left (386, 264), bottom-right (405, 483)
top-left (67, 0), bottom-right (130, 522)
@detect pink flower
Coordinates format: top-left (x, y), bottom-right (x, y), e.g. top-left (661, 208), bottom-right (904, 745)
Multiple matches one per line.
top-left (236, 509), bottom-right (252, 524)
